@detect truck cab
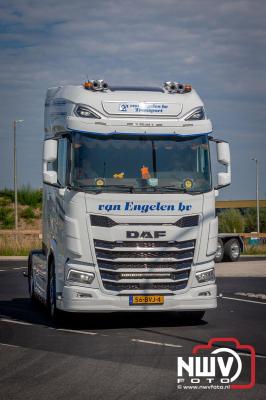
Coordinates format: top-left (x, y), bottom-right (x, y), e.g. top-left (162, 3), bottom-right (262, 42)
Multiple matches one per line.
top-left (28, 80), bottom-right (231, 320)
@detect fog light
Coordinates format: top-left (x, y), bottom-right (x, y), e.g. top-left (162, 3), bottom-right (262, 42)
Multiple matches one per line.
top-left (198, 291), bottom-right (211, 296)
top-left (195, 268), bottom-right (215, 283)
top-left (76, 293), bottom-right (93, 298)
top-left (67, 270), bottom-right (95, 285)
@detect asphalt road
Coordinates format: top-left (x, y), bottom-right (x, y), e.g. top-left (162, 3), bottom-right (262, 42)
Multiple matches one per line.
top-left (0, 260), bottom-right (265, 400)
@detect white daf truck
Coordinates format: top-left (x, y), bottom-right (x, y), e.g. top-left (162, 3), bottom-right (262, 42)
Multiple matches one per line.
top-left (28, 80), bottom-right (231, 320)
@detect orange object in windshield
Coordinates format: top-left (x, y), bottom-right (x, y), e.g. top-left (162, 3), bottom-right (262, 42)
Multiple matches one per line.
top-left (141, 165), bottom-right (151, 179)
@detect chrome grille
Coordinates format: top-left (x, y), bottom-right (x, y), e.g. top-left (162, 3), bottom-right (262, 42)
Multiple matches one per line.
top-left (93, 238), bottom-right (196, 293)
top-left (98, 260), bottom-right (192, 270)
top-left (94, 239), bottom-right (195, 249)
top-left (96, 249), bottom-right (194, 260)
top-left (103, 281), bottom-right (188, 292)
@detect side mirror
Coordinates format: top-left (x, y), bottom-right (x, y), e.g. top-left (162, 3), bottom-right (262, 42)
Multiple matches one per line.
top-left (43, 140), bottom-right (58, 185)
top-left (216, 141), bottom-right (231, 188)
top-left (217, 172), bottom-right (231, 187)
top-left (217, 141), bottom-right (230, 165)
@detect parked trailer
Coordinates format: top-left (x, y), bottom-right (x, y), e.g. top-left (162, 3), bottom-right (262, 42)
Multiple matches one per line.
top-left (215, 234), bottom-right (244, 263)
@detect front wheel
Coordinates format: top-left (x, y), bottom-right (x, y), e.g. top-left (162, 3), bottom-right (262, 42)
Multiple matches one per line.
top-left (28, 251), bottom-right (37, 302)
top-left (47, 259), bottom-right (60, 320)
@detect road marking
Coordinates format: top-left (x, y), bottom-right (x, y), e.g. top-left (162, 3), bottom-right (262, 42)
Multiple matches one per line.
top-left (56, 328), bottom-right (98, 336)
top-left (0, 342), bottom-right (21, 349)
top-left (0, 318), bottom-right (33, 326)
top-left (131, 338), bottom-right (182, 348)
top-left (0, 267), bottom-right (26, 272)
top-left (237, 351), bottom-right (266, 359)
top-left (235, 292), bottom-right (266, 300)
top-left (221, 296), bottom-right (266, 305)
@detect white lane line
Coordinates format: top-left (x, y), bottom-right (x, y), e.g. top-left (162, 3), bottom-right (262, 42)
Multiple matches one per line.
top-left (237, 351), bottom-right (266, 359)
top-left (0, 267), bottom-right (26, 272)
top-left (0, 318), bottom-right (33, 326)
top-left (56, 328), bottom-right (98, 336)
top-left (131, 338), bottom-right (182, 348)
top-left (0, 342), bottom-right (21, 349)
top-left (221, 296), bottom-right (266, 305)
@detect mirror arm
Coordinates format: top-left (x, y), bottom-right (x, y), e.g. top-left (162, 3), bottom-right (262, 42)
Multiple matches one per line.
top-left (209, 137), bottom-right (229, 145)
top-left (214, 183), bottom-right (230, 190)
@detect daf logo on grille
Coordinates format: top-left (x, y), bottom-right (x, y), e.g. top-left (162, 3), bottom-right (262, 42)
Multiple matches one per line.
top-left (126, 231), bottom-right (166, 239)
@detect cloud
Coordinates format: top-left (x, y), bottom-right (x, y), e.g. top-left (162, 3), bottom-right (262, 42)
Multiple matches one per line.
top-left (0, 0), bottom-right (265, 198)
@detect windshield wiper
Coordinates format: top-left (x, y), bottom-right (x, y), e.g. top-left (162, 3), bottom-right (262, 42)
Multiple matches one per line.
top-left (70, 184), bottom-right (203, 195)
top-left (70, 184), bottom-right (135, 194)
top-left (151, 185), bottom-right (203, 195)
top-left (155, 185), bottom-right (185, 192)
top-left (97, 184), bottom-right (135, 193)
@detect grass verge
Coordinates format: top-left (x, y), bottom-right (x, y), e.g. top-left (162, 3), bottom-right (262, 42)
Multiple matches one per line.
top-left (0, 234), bottom-right (41, 256)
top-left (243, 244), bottom-right (266, 256)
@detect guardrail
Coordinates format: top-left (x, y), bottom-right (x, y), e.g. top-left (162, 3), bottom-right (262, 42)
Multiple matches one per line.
top-left (0, 229), bottom-right (41, 235)
top-left (0, 230), bottom-right (42, 239)
top-left (216, 199), bottom-right (266, 208)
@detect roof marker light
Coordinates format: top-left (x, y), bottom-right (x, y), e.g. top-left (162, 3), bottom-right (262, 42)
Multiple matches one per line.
top-left (84, 80), bottom-right (109, 91)
top-left (83, 81), bottom-right (93, 89)
top-left (163, 81), bottom-right (192, 94)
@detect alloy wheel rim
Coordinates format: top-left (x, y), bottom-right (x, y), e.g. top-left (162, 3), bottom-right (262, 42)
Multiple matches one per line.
top-left (231, 243), bottom-right (240, 258)
top-left (216, 243), bottom-right (222, 258)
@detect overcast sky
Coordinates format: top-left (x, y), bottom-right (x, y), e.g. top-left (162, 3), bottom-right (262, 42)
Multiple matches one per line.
top-left (0, 0), bottom-right (265, 199)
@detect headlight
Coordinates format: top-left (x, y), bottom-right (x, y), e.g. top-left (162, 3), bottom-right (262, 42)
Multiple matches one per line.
top-left (75, 105), bottom-right (100, 119)
top-left (195, 268), bottom-right (215, 283)
top-left (185, 107), bottom-right (205, 121)
top-left (67, 269), bottom-right (95, 285)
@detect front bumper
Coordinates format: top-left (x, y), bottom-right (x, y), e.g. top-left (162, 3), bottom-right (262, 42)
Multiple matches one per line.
top-left (57, 283), bottom-right (217, 312)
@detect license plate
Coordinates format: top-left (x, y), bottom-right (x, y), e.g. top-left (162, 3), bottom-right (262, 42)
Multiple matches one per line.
top-left (129, 295), bottom-right (164, 305)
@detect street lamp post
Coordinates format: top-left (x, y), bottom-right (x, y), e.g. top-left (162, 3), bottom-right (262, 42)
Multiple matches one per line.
top-left (13, 119), bottom-right (24, 231)
top-left (251, 158), bottom-right (260, 234)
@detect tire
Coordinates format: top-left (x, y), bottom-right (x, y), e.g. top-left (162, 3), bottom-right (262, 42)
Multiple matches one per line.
top-left (214, 238), bottom-right (224, 263)
top-left (223, 238), bottom-right (241, 262)
top-left (47, 259), bottom-right (60, 320)
top-left (28, 251), bottom-right (37, 302)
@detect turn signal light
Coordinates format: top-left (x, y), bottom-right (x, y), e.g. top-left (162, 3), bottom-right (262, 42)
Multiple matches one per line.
top-left (83, 81), bottom-right (93, 89)
top-left (83, 80), bottom-right (109, 91)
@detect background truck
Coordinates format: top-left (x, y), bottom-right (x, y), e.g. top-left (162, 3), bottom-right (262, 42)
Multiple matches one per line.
top-left (28, 79), bottom-right (231, 320)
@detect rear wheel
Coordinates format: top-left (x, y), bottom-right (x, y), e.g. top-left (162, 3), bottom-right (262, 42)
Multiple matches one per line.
top-left (224, 238), bottom-right (240, 262)
top-left (214, 238), bottom-right (224, 263)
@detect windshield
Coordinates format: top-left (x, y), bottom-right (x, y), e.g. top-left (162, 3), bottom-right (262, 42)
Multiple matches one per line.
top-left (70, 133), bottom-right (211, 193)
